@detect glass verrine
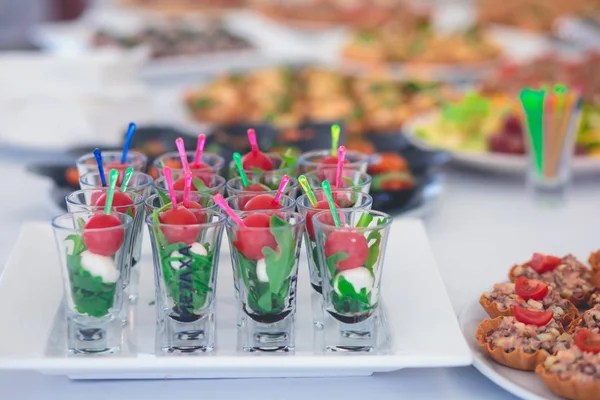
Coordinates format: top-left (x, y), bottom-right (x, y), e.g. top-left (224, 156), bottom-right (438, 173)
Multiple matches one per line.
top-left (65, 189), bottom-right (146, 303)
top-left (227, 152), bottom-right (297, 182)
top-left (76, 150), bottom-right (147, 178)
top-left (226, 174), bottom-right (299, 198)
top-left (80, 171), bottom-right (154, 198)
top-left (51, 211), bottom-right (133, 354)
top-left (154, 172), bottom-right (226, 197)
top-left (226, 210), bottom-right (305, 352)
top-left (313, 209), bottom-right (392, 352)
top-left (296, 190), bottom-right (373, 328)
top-left (298, 149), bottom-right (369, 174)
top-left (144, 192), bottom-right (217, 216)
top-left (146, 209), bottom-right (226, 353)
top-left (224, 194), bottom-right (296, 212)
top-left (304, 169), bottom-right (372, 194)
top-left (153, 150), bottom-right (225, 178)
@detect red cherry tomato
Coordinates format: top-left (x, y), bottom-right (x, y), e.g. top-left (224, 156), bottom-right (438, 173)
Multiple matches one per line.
top-left (530, 253), bottom-right (562, 273)
top-left (513, 306), bottom-right (553, 326)
top-left (94, 191), bottom-right (135, 216)
top-left (233, 213), bottom-right (277, 260)
top-left (172, 173), bottom-right (212, 191)
top-left (237, 183), bottom-right (272, 209)
top-left (242, 152), bottom-right (274, 171)
top-left (244, 194), bottom-right (282, 211)
top-left (189, 161), bottom-right (212, 171)
top-left (159, 208), bottom-right (200, 244)
top-left (306, 199), bottom-right (339, 241)
top-left (83, 214), bottom-right (125, 256)
top-left (316, 156), bottom-right (350, 167)
top-left (575, 328), bottom-right (600, 354)
top-left (325, 231), bottom-right (368, 271)
top-left (104, 161), bottom-right (128, 186)
top-left (178, 201), bottom-right (206, 224)
top-left (515, 277), bottom-right (549, 301)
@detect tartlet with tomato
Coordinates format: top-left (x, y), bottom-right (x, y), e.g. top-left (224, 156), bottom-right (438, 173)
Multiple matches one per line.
top-left (476, 306), bottom-right (573, 371)
top-left (509, 253), bottom-right (596, 306)
top-left (536, 329), bottom-right (600, 400)
top-left (480, 277), bottom-right (578, 328)
top-left (569, 305), bottom-right (600, 335)
top-left (587, 250), bottom-right (600, 289)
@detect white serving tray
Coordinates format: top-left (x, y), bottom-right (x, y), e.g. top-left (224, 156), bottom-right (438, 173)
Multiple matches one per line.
top-left (0, 219), bottom-right (471, 380)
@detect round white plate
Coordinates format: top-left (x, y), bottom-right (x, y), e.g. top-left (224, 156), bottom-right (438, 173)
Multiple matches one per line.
top-left (405, 114), bottom-right (600, 174)
top-left (458, 300), bottom-right (563, 400)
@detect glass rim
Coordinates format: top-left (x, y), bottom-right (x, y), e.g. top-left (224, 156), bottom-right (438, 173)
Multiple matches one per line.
top-left (225, 210), bottom-right (305, 229)
top-left (79, 171), bottom-right (154, 188)
top-left (144, 193), bottom-right (217, 209)
top-left (66, 189), bottom-right (146, 208)
top-left (76, 150), bottom-right (147, 165)
top-left (153, 150), bottom-right (225, 166)
top-left (227, 152), bottom-right (296, 173)
top-left (303, 170), bottom-right (373, 186)
top-left (154, 174), bottom-right (227, 189)
top-left (226, 175), bottom-right (300, 190)
top-left (225, 193), bottom-right (296, 202)
top-left (298, 149), bottom-right (369, 166)
top-left (312, 209), bottom-right (392, 231)
top-left (51, 211), bottom-right (133, 232)
top-left (296, 190), bottom-right (373, 210)
top-left (145, 208), bottom-right (226, 228)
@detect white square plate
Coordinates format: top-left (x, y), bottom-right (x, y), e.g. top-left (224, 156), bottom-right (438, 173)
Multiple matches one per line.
top-left (0, 219), bottom-right (471, 380)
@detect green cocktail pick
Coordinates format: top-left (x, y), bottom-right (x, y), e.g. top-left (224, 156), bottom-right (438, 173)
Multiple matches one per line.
top-left (331, 124), bottom-right (340, 157)
top-left (321, 180), bottom-right (341, 227)
top-left (104, 169), bottom-right (119, 215)
top-left (298, 175), bottom-right (318, 206)
top-left (520, 88), bottom-right (545, 176)
top-left (233, 152), bottom-right (249, 187)
top-left (119, 167), bottom-right (134, 192)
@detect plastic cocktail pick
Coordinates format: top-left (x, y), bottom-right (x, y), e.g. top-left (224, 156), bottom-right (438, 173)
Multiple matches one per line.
top-left (183, 171), bottom-right (193, 208)
top-left (163, 167), bottom-right (178, 210)
top-left (193, 134), bottom-right (206, 168)
top-left (335, 145), bottom-right (346, 188)
top-left (321, 180), bottom-right (341, 227)
top-left (119, 167), bottom-right (134, 192)
top-left (213, 194), bottom-right (245, 226)
top-left (331, 124), bottom-right (340, 157)
top-left (272, 175), bottom-right (290, 205)
top-left (247, 128), bottom-right (259, 155)
top-left (175, 137), bottom-right (190, 174)
top-left (93, 148), bottom-right (107, 187)
top-left (298, 175), bottom-right (318, 206)
top-left (233, 152), bottom-right (249, 187)
top-left (121, 122), bottom-right (136, 164)
top-left (104, 169), bottom-right (119, 215)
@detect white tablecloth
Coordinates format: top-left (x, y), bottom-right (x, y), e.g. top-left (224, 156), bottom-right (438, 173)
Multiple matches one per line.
top-left (3, 158), bottom-right (600, 399)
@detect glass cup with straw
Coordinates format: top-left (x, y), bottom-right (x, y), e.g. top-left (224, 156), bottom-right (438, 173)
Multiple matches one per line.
top-left (153, 134), bottom-right (225, 178)
top-left (304, 147), bottom-right (372, 194)
top-left (225, 174), bottom-right (296, 212)
top-left (520, 86), bottom-right (583, 206)
top-left (296, 176), bottom-right (373, 328)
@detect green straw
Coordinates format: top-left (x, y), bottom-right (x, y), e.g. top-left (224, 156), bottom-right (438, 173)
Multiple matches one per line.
top-left (520, 89), bottom-right (545, 176)
top-left (119, 167), bottom-right (134, 192)
top-left (331, 124), bottom-right (340, 157)
top-left (321, 180), bottom-right (341, 227)
top-left (233, 152), bottom-right (249, 187)
top-left (104, 169), bottom-right (119, 215)
top-left (298, 175), bottom-right (318, 206)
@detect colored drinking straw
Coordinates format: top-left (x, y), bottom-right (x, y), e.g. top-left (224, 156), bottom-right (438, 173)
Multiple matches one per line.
top-left (321, 180), bottom-right (341, 227)
top-left (272, 175), bottom-right (290, 205)
top-left (214, 194), bottom-right (245, 226)
top-left (298, 175), bottom-right (318, 206)
top-left (163, 167), bottom-right (178, 210)
top-left (104, 169), bottom-right (119, 215)
top-left (121, 122), bottom-right (136, 164)
top-left (233, 152), bottom-right (249, 187)
top-left (93, 148), bottom-right (106, 187)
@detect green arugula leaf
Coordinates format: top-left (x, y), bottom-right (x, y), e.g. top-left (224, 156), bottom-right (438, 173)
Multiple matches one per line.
top-left (356, 213), bottom-right (373, 228)
top-left (326, 252), bottom-right (348, 278)
top-left (364, 218), bottom-right (388, 271)
top-left (66, 234), bottom-right (86, 256)
top-left (126, 208), bottom-right (134, 218)
top-left (331, 275), bottom-right (372, 315)
top-left (157, 190), bottom-right (171, 205)
top-left (66, 253), bottom-right (117, 317)
top-left (192, 177), bottom-right (209, 192)
top-left (77, 217), bottom-right (86, 230)
top-left (263, 215), bottom-right (293, 294)
top-left (257, 291), bottom-right (273, 313)
top-left (250, 167), bottom-right (264, 182)
top-left (279, 148), bottom-right (297, 170)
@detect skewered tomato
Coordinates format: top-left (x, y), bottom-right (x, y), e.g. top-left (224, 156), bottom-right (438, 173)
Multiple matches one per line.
top-left (233, 213), bottom-right (277, 260)
top-left (325, 231), bottom-right (368, 271)
top-left (83, 214), bottom-right (125, 256)
top-left (159, 208), bottom-right (200, 244)
top-left (244, 194), bottom-right (282, 211)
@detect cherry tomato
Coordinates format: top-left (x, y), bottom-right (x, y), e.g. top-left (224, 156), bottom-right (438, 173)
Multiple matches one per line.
top-left (83, 214), bottom-right (125, 256)
top-left (237, 183), bottom-right (272, 209)
top-left (159, 208), bottom-right (200, 245)
top-left (513, 306), bottom-right (553, 326)
top-left (189, 161), bottom-right (212, 171)
top-left (306, 199), bottom-right (339, 241)
top-left (172, 173), bottom-right (212, 191)
top-left (179, 201), bottom-right (206, 224)
top-left (316, 156), bottom-right (350, 167)
top-left (530, 253), bottom-right (562, 273)
top-left (242, 151), bottom-right (274, 171)
top-left (515, 277), bottom-right (549, 301)
top-left (162, 159), bottom-right (182, 169)
top-left (575, 328), bottom-right (600, 354)
top-left (233, 213), bottom-right (277, 260)
top-left (95, 192), bottom-right (135, 216)
top-left (244, 194), bottom-right (282, 211)
top-left (325, 231), bottom-right (368, 271)
top-left (65, 167), bottom-right (80, 187)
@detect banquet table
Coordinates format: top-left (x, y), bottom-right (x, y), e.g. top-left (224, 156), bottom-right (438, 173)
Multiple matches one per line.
top-left (3, 150), bottom-right (600, 399)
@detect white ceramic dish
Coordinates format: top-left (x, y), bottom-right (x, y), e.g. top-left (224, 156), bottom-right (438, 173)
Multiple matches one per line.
top-left (0, 219), bottom-right (470, 380)
top-left (405, 114), bottom-right (600, 174)
top-left (458, 299), bottom-right (563, 400)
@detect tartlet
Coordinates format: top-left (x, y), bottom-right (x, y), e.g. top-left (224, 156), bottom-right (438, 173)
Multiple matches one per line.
top-left (476, 315), bottom-right (572, 371)
top-left (588, 250), bottom-right (600, 289)
top-left (569, 305), bottom-right (600, 334)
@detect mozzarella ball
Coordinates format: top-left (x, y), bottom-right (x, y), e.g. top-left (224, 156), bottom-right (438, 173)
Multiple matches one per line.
top-left (333, 266), bottom-right (374, 295)
top-left (80, 250), bottom-right (120, 283)
top-left (169, 242), bottom-right (207, 270)
top-left (256, 258), bottom-right (269, 283)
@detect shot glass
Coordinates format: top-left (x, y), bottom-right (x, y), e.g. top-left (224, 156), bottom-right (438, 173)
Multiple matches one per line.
top-left (66, 189), bottom-right (146, 303)
top-left (153, 150), bottom-right (225, 178)
top-left (51, 211), bottom-right (133, 354)
top-left (296, 190), bottom-right (373, 328)
top-left (226, 210), bottom-right (305, 352)
top-left (154, 172), bottom-right (226, 197)
top-left (144, 192), bottom-right (217, 216)
top-left (225, 194), bottom-right (296, 212)
top-left (228, 152), bottom-right (297, 181)
top-left (80, 171), bottom-right (154, 198)
top-left (146, 209), bottom-right (226, 353)
top-left (226, 174), bottom-right (299, 198)
top-left (304, 169), bottom-right (372, 194)
top-left (298, 149), bottom-right (369, 174)
top-left (313, 209), bottom-right (392, 352)
top-left (76, 150), bottom-right (147, 178)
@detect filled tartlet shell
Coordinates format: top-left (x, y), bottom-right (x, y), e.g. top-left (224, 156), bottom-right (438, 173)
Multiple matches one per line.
top-left (588, 250), bottom-right (600, 289)
top-left (475, 318), bottom-right (550, 371)
top-left (536, 363), bottom-right (600, 400)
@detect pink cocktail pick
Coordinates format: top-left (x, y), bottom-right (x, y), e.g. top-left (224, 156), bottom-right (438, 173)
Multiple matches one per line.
top-left (164, 167), bottom-right (178, 210)
top-left (247, 129), bottom-right (259, 156)
top-left (213, 194), bottom-right (245, 226)
top-left (183, 171), bottom-right (193, 208)
top-left (272, 175), bottom-right (291, 205)
top-left (335, 145), bottom-right (346, 188)
top-left (175, 137), bottom-right (190, 174)
top-left (193, 134), bottom-right (206, 168)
